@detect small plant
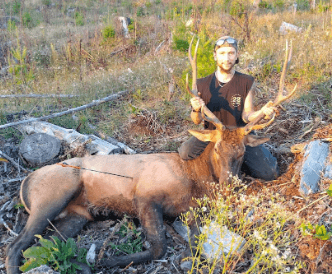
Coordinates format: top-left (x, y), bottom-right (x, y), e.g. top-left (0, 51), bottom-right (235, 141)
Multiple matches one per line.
top-left (12, 0), bottom-right (21, 14)
top-left (181, 176), bottom-right (303, 273)
top-left (20, 235), bottom-right (89, 273)
top-left (109, 219), bottom-right (143, 255)
top-left (300, 222), bottom-right (332, 240)
top-left (101, 25), bottom-right (115, 41)
top-left (22, 12), bottom-right (33, 28)
top-left (42, 0), bottom-right (52, 7)
top-left (75, 11), bottom-right (84, 26)
top-left (7, 19), bottom-right (17, 32)
top-left (8, 33), bottom-right (35, 85)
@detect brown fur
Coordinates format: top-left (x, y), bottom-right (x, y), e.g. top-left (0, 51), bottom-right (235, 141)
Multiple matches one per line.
top-left (6, 127), bottom-right (269, 274)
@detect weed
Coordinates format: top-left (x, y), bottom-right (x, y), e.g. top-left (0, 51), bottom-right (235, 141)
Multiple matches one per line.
top-left (20, 235), bottom-right (90, 273)
top-left (101, 25), bottom-right (115, 41)
top-left (12, 1), bottom-right (21, 14)
top-left (109, 219), bottom-right (143, 255)
top-left (181, 176), bottom-right (302, 273)
top-left (75, 11), bottom-right (84, 26)
top-left (8, 33), bottom-right (35, 85)
top-left (22, 12), bottom-right (33, 28)
top-left (7, 19), bottom-right (17, 32)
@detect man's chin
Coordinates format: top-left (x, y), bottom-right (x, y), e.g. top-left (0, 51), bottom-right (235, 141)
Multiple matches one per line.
top-left (218, 66), bottom-right (233, 73)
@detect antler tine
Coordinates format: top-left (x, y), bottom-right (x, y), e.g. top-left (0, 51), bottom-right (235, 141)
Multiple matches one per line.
top-left (244, 40), bottom-right (296, 135)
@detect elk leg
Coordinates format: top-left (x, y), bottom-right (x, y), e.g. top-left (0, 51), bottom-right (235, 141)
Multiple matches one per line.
top-left (44, 214), bottom-right (89, 240)
top-left (100, 201), bottom-right (166, 268)
top-left (6, 212), bottom-right (57, 274)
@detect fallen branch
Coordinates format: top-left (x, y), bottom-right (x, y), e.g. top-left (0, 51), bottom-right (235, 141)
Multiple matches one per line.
top-left (0, 91), bottom-right (129, 130)
top-left (0, 94), bottom-right (78, 99)
top-left (0, 216), bottom-right (18, 237)
top-left (0, 150), bottom-right (29, 173)
top-left (5, 176), bottom-right (27, 183)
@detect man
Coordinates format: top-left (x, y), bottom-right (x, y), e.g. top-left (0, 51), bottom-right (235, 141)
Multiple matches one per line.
top-left (178, 36), bottom-right (279, 181)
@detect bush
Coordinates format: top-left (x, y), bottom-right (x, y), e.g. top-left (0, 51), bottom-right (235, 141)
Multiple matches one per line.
top-left (12, 1), bottom-right (21, 14)
top-left (296, 0), bottom-right (310, 10)
top-left (7, 19), bottom-right (17, 32)
top-left (22, 12), bottom-right (33, 28)
top-left (102, 25), bottom-right (115, 41)
top-left (75, 12), bottom-right (84, 26)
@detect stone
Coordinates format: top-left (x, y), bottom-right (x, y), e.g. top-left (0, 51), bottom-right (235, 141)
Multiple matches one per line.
top-left (300, 140), bottom-right (330, 196)
top-left (279, 22), bottom-right (303, 35)
top-left (200, 222), bottom-right (246, 262)
top-left (180, 260), bottom-right (193, 272)
top-left (86, 243), bottom-right (96, 264)
top-left (324, 164), bottom-right (332, 179)
top-left (25, 265), bottom-right (60, 274)
top-left (172, 220), bottom-right (190, 242)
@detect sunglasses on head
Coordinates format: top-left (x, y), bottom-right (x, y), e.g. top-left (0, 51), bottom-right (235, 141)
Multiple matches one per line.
top-left (215, 38), bottom-right (238, 48)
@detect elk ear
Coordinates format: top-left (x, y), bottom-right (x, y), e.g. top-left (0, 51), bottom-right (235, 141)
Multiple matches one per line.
top-left (244, 135), bottom-right (270, 147)
top-left (188, 129), bottom-right (218, 142)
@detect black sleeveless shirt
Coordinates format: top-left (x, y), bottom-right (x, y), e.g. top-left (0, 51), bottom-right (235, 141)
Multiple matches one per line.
top-left (197, 71), bottom-right (254, 129)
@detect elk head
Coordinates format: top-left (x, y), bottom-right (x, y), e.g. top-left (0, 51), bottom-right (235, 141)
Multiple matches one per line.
top-left (186, 37), bottom-right (296, 183)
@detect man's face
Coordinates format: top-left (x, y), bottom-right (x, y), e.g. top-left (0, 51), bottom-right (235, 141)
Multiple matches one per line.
top-left (214, 46), bottom-right (238, 73)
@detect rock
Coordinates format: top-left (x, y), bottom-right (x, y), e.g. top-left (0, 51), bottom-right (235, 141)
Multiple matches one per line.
top-left (324, 164), bottom-right (332, 179)
top-left (180, 260), bottom-right (193, 272)
top-left (25, 265), bottom-right (60, 274)
top-left (279, 22), bottom-right (303, 35)
top-left (86, 243), bottom-right (96, 264)
top-left (172, 220), bottom-right (190, 242)
top-left (300, 140), bottom-right (330, 196)
top-left (19, 133), bottom-right (61, 167)
top-left (115, 16), bottom-right (131, 38)
top-left (200, 222), bottom-right (246, 262)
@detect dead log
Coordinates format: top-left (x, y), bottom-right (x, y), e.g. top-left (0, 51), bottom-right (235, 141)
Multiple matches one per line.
top-left (0, 91), bottom-right (128, 130)
top-left (16, 121), bottom-right (126, 156)
top-left (0, 150), bottom-right (29, 173)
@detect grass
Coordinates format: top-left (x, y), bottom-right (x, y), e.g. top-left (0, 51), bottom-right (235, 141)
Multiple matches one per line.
top-left (0, 0), bottom-right (332, 271)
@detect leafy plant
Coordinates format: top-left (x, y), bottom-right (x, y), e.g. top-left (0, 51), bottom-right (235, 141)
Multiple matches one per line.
top-left (12, 1), bottom-right (21, 14)
top-left (8, 34), bottom-right (35, 85)
top-left (75, 12), bottom-right (84, 26)
top-left (22, 12), bottom-right (33, 28)
top-left (20, 235), bottom-right (89, 273)
top-left (102, 25), bottom-right (115, 41)
top-left (7, 19), bottom-right (17, 32)
top-left (300, 222), bottom-right (332, 240)
top-left (109, 220), bottom-right (143, 255)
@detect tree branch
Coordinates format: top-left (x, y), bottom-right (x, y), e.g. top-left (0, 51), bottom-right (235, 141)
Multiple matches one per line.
top-left (0, 91), bottom-right (129, 130)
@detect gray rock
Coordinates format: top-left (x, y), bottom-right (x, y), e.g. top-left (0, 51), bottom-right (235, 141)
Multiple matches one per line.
top-left (300, 140), bottom-right (330, 196)
top-left (25, 265), bottom-right (60, 274)
top-left (86, 243), bottom-right (96, 264)
top-left (200, 222), bottom-right (246, 262)
top-left (180, 260), bottom-right (193, 272)
top-left (172, 220), bottom-right (190, 242)
top-left (324, 164), bottom-right (332, 179)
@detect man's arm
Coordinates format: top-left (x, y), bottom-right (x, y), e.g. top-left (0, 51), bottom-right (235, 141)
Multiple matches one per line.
top-left (242, 83), bottom-right (275, 123)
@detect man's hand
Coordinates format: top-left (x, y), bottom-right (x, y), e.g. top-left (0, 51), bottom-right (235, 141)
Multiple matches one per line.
top-left (261, 101), bottom-right (276, 120)
top-left (191, 96), bottom-right (205, 112)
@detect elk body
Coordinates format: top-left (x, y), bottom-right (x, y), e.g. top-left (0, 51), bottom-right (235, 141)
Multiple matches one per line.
top-left (6, 40), bottom-right (295, 274)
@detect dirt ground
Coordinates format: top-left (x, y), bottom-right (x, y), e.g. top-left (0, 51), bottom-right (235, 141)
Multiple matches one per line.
top-left (1, 106), bottom-right (332, 274)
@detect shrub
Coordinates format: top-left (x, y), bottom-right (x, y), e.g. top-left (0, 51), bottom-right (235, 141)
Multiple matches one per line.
top-left (12, 1), bottom-right (21, 14)
top-left (75, 12), bottom-right (84, 26)
top-left (102, 25), bottom-right (115, 41)
top-left (296, 0), bottom-right (310, 10)
top-left (22, 12), bottom-right (33, 28)
top-left (7, 19), bottom-right (17, 32)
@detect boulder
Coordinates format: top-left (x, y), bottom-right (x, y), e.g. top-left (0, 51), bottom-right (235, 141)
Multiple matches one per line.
top-left (300, 140), bottom-right (330, 196)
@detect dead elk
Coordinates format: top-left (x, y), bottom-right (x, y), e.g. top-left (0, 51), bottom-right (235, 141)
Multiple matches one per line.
top-left (5, 40), bottom-right (295, 274)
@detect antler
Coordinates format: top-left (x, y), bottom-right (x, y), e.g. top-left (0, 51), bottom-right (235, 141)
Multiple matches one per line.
top-left (244, 40), bottom-right (297, 135)
top-left (186, 36), bottom-right (225, 131)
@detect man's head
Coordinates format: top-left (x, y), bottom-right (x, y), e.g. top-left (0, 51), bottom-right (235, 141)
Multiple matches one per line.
top-left (213, 36), bottom-right (239, 73)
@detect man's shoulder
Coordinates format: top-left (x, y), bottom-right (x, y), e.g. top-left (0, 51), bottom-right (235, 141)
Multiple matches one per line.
top-left (235, 71), bottom-right (254, 82)
top-left (197, 72), bottom-right (214, 85)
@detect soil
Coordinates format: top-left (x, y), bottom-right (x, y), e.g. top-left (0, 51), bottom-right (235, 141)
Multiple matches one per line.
top-left (1, 109), bottom-right (332, 274)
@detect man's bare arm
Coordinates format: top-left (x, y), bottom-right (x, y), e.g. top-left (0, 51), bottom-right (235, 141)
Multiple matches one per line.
top-left (242, 83), bottom-right (275, 123)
